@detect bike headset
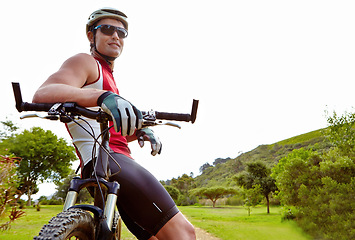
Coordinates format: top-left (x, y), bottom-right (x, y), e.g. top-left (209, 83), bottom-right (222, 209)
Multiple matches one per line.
top-left (86, 7), bottom-right (128, 64)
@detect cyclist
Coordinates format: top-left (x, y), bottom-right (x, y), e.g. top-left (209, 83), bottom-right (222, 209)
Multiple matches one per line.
top-left (32, 7), bottom-right (196, 240)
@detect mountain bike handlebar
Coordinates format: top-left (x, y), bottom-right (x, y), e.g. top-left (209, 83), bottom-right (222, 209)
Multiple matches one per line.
top-left (13, 81), bottom-right (199, 239)
top-left (12, 82), bottom-right (199, 124)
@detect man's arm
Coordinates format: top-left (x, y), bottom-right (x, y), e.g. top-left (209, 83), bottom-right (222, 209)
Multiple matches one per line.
top-left (34, 53), bottom-right (143, 136)
top-left (32, 53), bottom-right (105, 107)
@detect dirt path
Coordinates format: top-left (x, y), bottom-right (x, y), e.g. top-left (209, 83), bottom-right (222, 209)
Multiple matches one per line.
top-left (195, 227), bottom-right (221, 240)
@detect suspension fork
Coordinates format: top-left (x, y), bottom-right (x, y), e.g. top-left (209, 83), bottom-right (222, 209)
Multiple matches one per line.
top-left (63, 177), bottom-right (120, 230)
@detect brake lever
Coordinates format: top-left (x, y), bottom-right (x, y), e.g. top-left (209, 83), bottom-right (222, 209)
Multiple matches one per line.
top-left (142, 120), bottom-right (181, 129)
top-left (20, 113), bottom-right (60, 120)
top-left (164, 122), bottom-right (181, 129)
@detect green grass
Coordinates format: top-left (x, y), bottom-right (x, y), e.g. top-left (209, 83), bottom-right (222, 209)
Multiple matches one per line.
top-left (0, 205), bottom-right (63, 240)
top-left (1, 205), bottom-right (311, 240)
top-left (179, 205), bottom-right (312, 240)
top-left (275, 128), bottom-right (325, 146)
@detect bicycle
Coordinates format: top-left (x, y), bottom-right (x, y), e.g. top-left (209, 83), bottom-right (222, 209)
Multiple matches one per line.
top-left (11, 82), bottom-right (198, 240)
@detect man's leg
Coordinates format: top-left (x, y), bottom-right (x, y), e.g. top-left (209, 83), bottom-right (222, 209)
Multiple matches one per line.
top-left (155, 212), bottom-right (196, 240)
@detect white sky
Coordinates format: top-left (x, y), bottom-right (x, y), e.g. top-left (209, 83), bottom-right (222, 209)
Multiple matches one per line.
top-left (2, 0), bottom-right (355, 199)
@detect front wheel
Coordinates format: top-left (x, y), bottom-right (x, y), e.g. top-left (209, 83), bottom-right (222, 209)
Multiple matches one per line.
top-left (33, 208), bottom-right (95, 240)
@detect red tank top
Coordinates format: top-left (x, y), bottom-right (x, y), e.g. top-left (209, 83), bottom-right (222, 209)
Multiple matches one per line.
top-left (95, 58), bottom-right (131, 158)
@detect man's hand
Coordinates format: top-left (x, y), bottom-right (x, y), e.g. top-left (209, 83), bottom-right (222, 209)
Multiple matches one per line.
top-left (98, 91), bottom-right (142, 136)
top-left (136, 128), bottom-right (162, 156)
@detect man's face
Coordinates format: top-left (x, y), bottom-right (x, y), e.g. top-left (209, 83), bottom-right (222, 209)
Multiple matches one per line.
top-left (91, 18), bottom-right (126, 58)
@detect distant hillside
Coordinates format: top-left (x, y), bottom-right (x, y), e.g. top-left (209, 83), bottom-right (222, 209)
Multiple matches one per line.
top-left (194, 128), bottom-right (333, 188)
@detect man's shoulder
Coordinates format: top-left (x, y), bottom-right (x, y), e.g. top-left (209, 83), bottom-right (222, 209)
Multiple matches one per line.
top-left (70, 53), bottom-right (96, 63)
top-left (62, 53), bottom-right (97, 70)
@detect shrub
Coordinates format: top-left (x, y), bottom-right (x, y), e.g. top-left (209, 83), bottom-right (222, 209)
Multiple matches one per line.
top-left (280, 206), bottom-right (297, 222)
top-left (226, 195), bottom-right (244, 206)
top-left (177, 195), bottom-right (198, 206)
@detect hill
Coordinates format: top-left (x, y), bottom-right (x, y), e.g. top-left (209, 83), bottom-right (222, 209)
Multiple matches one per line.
top-left (194, 128), bottom-right (332, 187)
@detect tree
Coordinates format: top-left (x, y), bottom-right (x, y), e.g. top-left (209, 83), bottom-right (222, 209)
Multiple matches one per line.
top-left (242, 184), bottom-right (263, 216)
top-left (164, 185), bottom-right (180, 202)
top-left (235, 162), bottom-right (277, 213)
top-left (0, 119), bottom-right (19, 140)
top-left (37, 195), bottom-right (48, 203)
top-left (325, 110), bottom-right (355, 157)
top-left (213, 158), bottom-right (230, 166)
top-left (199, 162), bottom-right (212, 174)
top-left (171, 174), bottom-right (197, 206)
top-left (191, 186), bottom-right (237, 207)
top-left (4, 127), bottom-right (77, 206)
top-left (272, 147), bottom-right (355, 240)
top-left (271, 148), bottom-right (319, 206)
top-left (0, 120), bottom-right (19, 156)
top-left (171, 173), bottom-right (195, 195)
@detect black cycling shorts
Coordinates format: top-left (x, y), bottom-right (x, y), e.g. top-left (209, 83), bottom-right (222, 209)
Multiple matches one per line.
top-left (82, 153), bottom-right (179, 240)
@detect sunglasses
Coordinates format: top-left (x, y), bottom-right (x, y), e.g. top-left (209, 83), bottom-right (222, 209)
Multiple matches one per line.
top-left (94, 25), bottom-right (128, 38)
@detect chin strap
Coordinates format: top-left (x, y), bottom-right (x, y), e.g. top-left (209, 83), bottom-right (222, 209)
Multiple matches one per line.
top-left (95, 47), bottom-right (117, 63)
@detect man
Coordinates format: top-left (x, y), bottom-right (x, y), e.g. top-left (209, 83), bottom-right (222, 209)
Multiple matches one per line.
top-left (33, 7), bottom-right (195, 240)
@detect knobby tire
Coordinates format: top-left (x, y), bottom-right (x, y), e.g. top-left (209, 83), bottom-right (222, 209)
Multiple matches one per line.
top-left (33, 208), bottom-right (95, 240)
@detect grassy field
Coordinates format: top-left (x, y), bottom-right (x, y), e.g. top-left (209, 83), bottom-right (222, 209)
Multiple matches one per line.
top-left (0, 205), bottom-right (311, 240)
top-left (179, 205), bottom-right (311, 240)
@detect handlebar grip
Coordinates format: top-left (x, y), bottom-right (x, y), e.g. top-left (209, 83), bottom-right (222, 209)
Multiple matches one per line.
top-left (155, 112), bottom-right (191, 122)
top-left (143, 100), bottom-right (199, 123)
top-left (21, 102), bottom-right (54, 112)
